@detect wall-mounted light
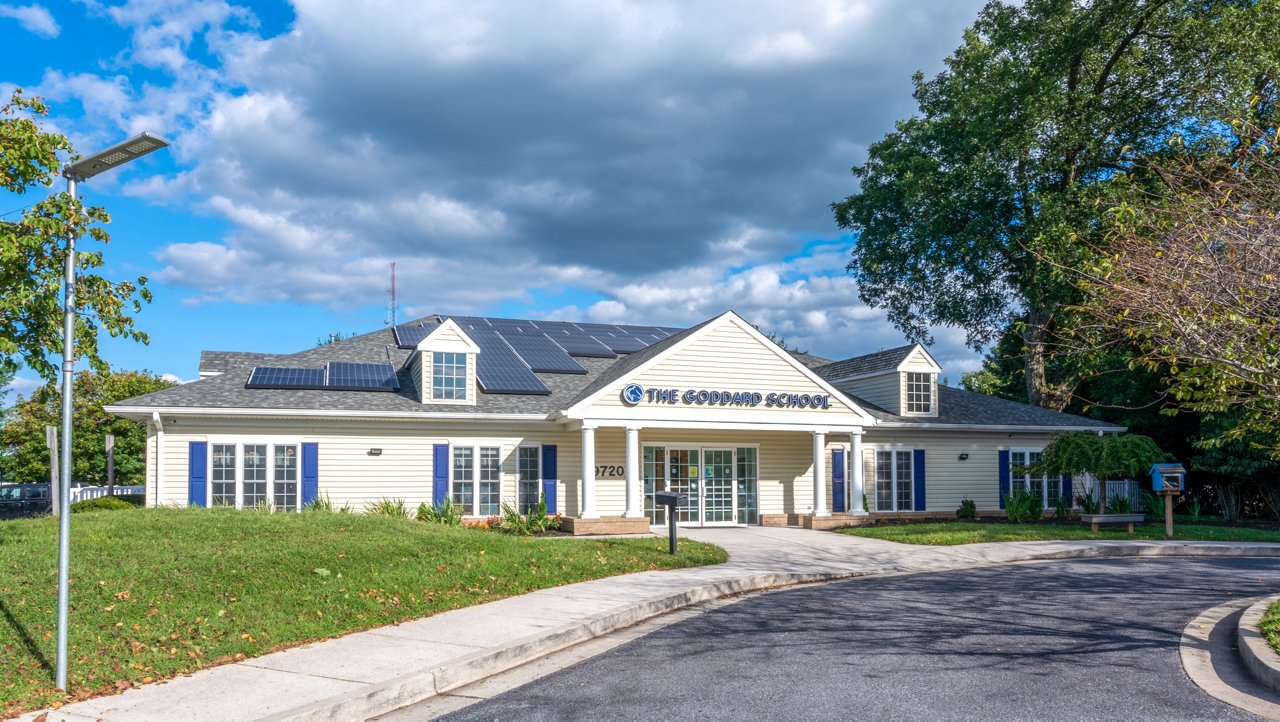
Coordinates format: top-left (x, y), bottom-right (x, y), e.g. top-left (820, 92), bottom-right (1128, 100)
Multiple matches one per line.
top-left (958, 453), bottom-right (969, 461)
top-left (368, 448), bottom-right (382, 456)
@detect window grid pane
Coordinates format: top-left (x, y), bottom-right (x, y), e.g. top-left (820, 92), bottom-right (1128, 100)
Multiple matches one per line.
top-left (212, 444), bottom-right (236, 506)
top-left (478, 447), bottom-right (501, 516)
top-left (875, 451), bottom-right (893, 512)
top-left (896, 451), bottom-right (913, 511)
top-left (243, 444), bottom-right (268, 508)
top-left (432, 352), bottom-right (467, 400)
top-left (906, 372), bottom-right (932, 413)
top-left (274, 445), bottom-right (298, 511)
top-left (517, 447), bottom-right (541, 514)
top-left (452, 447), bottom-right (474, 511)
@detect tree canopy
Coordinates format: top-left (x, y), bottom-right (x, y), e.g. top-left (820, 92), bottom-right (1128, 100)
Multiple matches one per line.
top-left (0, 370), bottom-right (175, 485)
top-left (1030, 431), bottom-right (1165, 481)
top-left (0, 89), bottom-right (154, 381)
top-left (833, 0), bottom-right (1279, 409)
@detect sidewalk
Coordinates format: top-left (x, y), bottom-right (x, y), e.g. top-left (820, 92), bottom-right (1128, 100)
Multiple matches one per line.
top-left (20, 528), bottom-right (1280, 722)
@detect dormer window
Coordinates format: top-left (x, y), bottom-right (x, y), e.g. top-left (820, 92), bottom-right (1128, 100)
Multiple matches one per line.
top-left (432, 352), bottom-right (468, 401)
top-left (906, 372), bottom-right (932, 413)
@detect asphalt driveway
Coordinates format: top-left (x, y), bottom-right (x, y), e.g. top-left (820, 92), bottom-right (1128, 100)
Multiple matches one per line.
top-left (432, 557), bottom-right (1280, 721)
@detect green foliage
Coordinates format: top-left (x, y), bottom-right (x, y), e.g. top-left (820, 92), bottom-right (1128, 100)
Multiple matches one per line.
top-left (416, 497), bottom-right (463, 526)
top-left (316, 332), bottom-right (352, 347)
top-left (70, 495), bottom-right (141, 513)
top-left (1105, 495), bottom-right (1134, 514)
top-left (0, 90), bottom-right (156, 381)
top-left (1032, 432), bottom-right (1165, 480)
top-left (364, 498), bottom-right (407, 517)
top-left (1076, 485), bottom-right (1100, 514)
top-left (0, 370), bottom-right (175, 485)
top-left (1052, 493), bottom-right (1074, 521)
top-left (1003, 488), bottom-right (1042, 523)
top-left (1139, 489), bottom-right (1163, 519)
top-left (1189, 497), bottom-right (1201, 522)
top-left (956, 498), bottom-right (978, 520)
top-left (0, 508), bottom-right (727, 715)
top-left (498, 501), bottom-right (557, 535)
top-left (831, 0), bottom-right (1279, 408)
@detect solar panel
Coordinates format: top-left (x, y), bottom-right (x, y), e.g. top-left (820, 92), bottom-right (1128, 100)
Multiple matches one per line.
top-left (548, 332), bottom-right (616, 358)
top-left (468, 329), bottom-right (550, 394)
top-left (393, 322), bottom-right (438, 348)
top-left (501, 332), bottom-right (587, 374)
top-left (488, 317), bottom-right (540, 333)
top-left (576, 322), bottom-right (626, 335)
top-left (594, 334), bottom-right (649, 353)
top-left (326, 362), bottom-right (400, 391)
top-left (246, 366), bottom-right (325, 389)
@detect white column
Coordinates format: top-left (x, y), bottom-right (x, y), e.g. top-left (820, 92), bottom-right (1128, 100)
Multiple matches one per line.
top-left (850, 431), bottom-right (866, 515)
top-left (624, 426), bottom-right (644, 518)
top-left (813, 431), bottom-right (829, 517)
top-left (580, 425), bottom-right (598, 519)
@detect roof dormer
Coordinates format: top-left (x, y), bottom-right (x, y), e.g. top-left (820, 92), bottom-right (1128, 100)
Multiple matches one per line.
top-left (820, 343), bottom-right (941, 417)
top-left (415, 318), bottom-right (481, 406)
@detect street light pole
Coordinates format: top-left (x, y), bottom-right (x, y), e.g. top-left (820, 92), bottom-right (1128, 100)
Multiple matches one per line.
top-left (56, 132), bottom-right (169, 691)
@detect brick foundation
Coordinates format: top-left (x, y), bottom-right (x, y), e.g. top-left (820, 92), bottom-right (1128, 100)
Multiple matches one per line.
top-left (560, 516), bottom-right (653, 536)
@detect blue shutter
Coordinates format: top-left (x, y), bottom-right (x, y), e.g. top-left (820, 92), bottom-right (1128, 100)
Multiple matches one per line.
top-left (1062, 473), bottom-right (1073, 504)
top-left (188, 441), bottom-right (207, 508)
top-left (542, 445), bottom-right (558, 514)
top-left (301, 443), bottom-right (319, 506)
top-left (832, 448), bottom-right (846, 513)
top-left (913, 449), bottom-right (926, 511)
top-left (432, 443), bottom-right (449, 507)
top-left (998, 449), bottom-right (1011, 510)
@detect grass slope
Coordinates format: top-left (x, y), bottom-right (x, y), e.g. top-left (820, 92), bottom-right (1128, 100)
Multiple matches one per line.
top-left (0, 508), bottom-right (726, 715)
top-left (839, 521), bottom-right (1280, 546)
top-left (1263, 600), bottom-right (1280, 657)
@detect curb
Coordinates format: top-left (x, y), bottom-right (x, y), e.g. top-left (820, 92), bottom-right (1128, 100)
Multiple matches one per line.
top-left (261, 542), bottom-right (1280, 722)
top-left (1239, 595), bottom-right (1280, 694)
top-left (261, 571), bottom-right (859, 722)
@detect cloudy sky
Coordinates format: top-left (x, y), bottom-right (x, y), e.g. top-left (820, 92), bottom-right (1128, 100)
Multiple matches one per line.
top-left (1, 0), bottom-right (991, 399)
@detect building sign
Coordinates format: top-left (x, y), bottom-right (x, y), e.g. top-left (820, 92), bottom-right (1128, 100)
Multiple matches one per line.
top-left (620, 383), bottom-right (833, 409)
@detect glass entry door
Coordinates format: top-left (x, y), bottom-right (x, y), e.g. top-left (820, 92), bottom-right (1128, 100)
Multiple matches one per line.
top-left (646, 446), bottom-right (744, 527)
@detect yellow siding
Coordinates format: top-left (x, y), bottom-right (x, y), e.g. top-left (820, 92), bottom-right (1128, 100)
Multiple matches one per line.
top-left (839, 372), bottom-right (900, 414)
top-left (584, 319), bottom-right (860, 418)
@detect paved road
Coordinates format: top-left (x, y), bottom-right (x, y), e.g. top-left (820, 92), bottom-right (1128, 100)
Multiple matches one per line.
top-left (429, 557), bottom-right (1280, 721)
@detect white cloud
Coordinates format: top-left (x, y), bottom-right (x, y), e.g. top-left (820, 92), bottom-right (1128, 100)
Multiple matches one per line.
top-left (2, 375), bottom-right (43, 401)
top-left (0, 3), bottom-right (59, 38)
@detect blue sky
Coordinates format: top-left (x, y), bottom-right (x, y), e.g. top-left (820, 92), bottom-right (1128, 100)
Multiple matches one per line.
top-left (1, 0), bottom-right (991, 400)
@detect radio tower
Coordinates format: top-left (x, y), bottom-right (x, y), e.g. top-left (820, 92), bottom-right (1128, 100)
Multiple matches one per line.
top-left (384, 262), bottom-right (397, 326)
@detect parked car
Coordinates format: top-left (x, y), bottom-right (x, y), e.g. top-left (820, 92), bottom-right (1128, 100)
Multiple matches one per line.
top-left (0, 483), bottom-right (51, 519)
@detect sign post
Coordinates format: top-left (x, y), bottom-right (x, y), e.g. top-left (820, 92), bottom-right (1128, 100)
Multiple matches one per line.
top-left (105, 433), bottom-right (115, 493)
top-left (1150, 462), bottom-right (1186, 540)
top-left (46, 426), bottom-right (59, 517)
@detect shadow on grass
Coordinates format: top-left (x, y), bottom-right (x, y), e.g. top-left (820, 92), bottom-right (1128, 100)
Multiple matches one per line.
top-left (0, 596), bottom-right (53, 683)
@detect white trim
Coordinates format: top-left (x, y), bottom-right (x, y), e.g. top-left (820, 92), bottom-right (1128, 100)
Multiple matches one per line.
top-left (896, 344), bottom-right (942, 373)
top-left (416, 318), bottom-right (481, 354)
top-left (152, 412), bottom-right (164, 508)
top-left (870, 422), bottom-right (1124, 433)
top-left (106, 405), bottom-right (552, 423)
top-left (575, 416), bottom-right (865, 434)
top-left (563, 311), bottom-right (877, 423)
top-left (204, 437), bottom-right (303, 511)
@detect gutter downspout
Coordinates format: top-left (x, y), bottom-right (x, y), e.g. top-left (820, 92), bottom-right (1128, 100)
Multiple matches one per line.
top-left (152, 413), bottom-right (164, 507)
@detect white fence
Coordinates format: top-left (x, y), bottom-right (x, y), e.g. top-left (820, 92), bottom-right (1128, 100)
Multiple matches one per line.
top-left (1078, 475), bottom-right (1148, 511)
top-left (70, 485), bottom-right (145, 504)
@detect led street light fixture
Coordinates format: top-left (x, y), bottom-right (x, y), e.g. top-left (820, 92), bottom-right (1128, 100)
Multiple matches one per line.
top-left (64, 131), bottom-right (170, 181)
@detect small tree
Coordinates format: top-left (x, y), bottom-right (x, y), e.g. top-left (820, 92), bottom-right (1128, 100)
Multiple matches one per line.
top-left (1031, 432), bottom-right (1165, 511)
top-left (0, 370), bottom-right (175, 485)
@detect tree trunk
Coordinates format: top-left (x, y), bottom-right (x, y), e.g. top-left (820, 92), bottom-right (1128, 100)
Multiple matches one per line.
top-left (1022, 303), bottom-right (1074, 410)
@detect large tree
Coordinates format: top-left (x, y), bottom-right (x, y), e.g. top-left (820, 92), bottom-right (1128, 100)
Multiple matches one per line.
top-left (0, 90), bottom-right (153, 381)
top-left (0, 370), bottom-right (175, 485)
top-left (833, 0), bottom-right (1278, 409)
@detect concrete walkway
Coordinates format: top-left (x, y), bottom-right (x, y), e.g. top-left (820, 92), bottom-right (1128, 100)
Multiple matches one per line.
top-left (19, 528), bottom-right (1280, 722)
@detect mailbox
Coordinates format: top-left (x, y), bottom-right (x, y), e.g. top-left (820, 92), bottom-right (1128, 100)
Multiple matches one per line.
top-left (654, 492), bottom-right (688, 554)
top-left (1150, 463), bottom-right (1186, 492)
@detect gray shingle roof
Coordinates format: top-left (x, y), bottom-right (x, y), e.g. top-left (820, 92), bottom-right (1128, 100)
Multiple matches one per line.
top-left (112, 313), bottom-right (1122, 431)
top-left (814, 344), bottom-right (916, 380)
top-left (198, 351), bottom-right (283, 376)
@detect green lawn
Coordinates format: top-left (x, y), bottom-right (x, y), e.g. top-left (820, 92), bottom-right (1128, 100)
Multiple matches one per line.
top-left (1263, 601), bottom-right (1280, 656)
top-left (0, 508), bottom-right (726, 716)
top-left (838, 520), bottom-right (1280, 546)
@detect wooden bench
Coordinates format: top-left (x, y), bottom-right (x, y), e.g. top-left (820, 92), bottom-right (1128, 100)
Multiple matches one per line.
top-left (1080, 513), bottom-right (1145, 533)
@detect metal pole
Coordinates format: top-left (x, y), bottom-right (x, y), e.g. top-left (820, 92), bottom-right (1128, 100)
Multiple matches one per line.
top-left (56, 176), bottom-right (77, 691)
top-left (668, 506), bottom-right (677, 555)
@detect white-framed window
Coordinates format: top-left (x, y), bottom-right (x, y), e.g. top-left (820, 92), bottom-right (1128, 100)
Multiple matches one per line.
top-left (905, 372), bottom-right (932, 413)
top-left (452, 445), bottom-right (502, 516)
top-left (1009, 448), bottom-right (1062, 509)
top-left (875, 449), bottom-right (913, 512)
top-left (432, 351), bottom-right (468, 400)
top-left (208, 441), bottom-right (302, 511)
top-left (517, 446), bottom-right (541, 514)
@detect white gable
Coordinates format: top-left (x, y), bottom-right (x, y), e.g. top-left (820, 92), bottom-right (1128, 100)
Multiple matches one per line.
top-left (417, 318), bottom-right (480, 354)
top-left (897, 344), bottom-right (942, 374)
top-left (566, 312), bottom-right (874, 426)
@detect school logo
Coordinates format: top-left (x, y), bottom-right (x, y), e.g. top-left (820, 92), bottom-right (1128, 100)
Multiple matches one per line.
top-left (621, 384), bottom-right (644, 406)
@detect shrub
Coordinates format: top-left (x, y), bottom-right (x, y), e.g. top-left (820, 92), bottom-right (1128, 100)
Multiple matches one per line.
top-left (416, 497), bottom-right (463, 526)
top-left (70, 496), bottom-right (134, 513)
top-left (304, 493), bottom-right (350, 513)
top-left (498, 500), bottom-right (555, 535)
top-left (1003, 488), bottom-right (1042, 523)
top-left (956, 498), bottom-right (977, 520)
top-left (1106, 495), bottom-right (1133, 514)
top-left (1139, 489), bottom-right (1164, 519)
top-left (365, 498), bottom-right (408, 517)
top-left (1075, 486), bottom-right (1100, 514)
top-left (1052, 493), bottom-right (1073, 521)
